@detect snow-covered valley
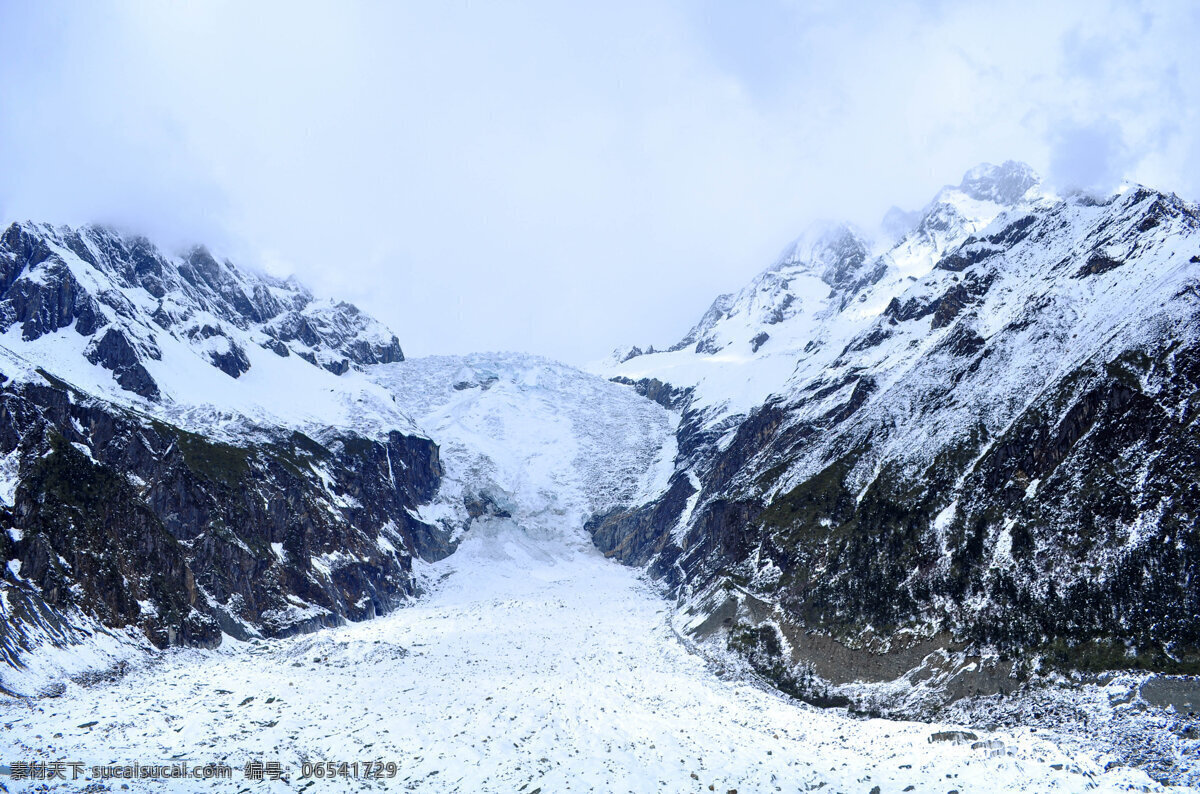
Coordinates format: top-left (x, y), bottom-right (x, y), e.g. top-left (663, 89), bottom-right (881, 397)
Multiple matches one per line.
top-left (1, 519), bottom-right (1165, 793)
top-left (0, 353), bottom-right (1174, 792)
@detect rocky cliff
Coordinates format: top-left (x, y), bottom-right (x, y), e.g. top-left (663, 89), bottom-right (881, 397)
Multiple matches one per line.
top-left (0, 223), bottom-right (446, 694)
top-left (596, 163), bottom-right (1200, 713)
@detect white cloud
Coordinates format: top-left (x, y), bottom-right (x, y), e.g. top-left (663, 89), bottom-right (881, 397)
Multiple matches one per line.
top-left (1, 0), bottom-right (1197, 362)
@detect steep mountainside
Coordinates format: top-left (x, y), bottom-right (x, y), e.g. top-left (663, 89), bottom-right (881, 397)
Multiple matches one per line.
top-left (595, 163), bottom-right (1200, 712)
top-left (0, 223), bottom-right (445, 696)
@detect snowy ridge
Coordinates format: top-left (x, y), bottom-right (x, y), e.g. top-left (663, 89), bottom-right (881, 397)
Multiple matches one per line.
top-left (0, 222), bottom-right (416, 443)
top-left (602, 162), bottom-right (1199, 542)
top-left (747, 183), bottom-right (1200, 511)
top-left (601, 161), bottom-right (1054, 426)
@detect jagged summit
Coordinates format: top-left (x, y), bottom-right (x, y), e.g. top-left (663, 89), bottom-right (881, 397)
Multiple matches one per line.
top-left (768, 222), bottom-right (875, 290)
top-left (0, 221), bottom-right (410, 439)
top-left (604, 161), bottom-right (1059, 419)
top-left (957, 160), bottom-right (1041, 205)
top-left (614, 162), bottom-right (1049, 368)
top-left (0, 221), bottom-right (403, 374)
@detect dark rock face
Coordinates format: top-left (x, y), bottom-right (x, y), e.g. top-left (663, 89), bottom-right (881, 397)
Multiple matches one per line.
top-left (930, 273), bottom-right (993, 330)
top-left (591, 182), bottom-right (1200, 721)
top-left (814, 228), bottom-right (871, 287)
top-left (1076, 253), bottom-right (1124, 277)
top-left (85, 328), bottom-right (160, 399)
top-left (609, 376), bottom-right (692, 411)
top-left (0, 370), bottom-right (445, 664)
top-left (264, 302), bottom-right (405, 368)
top-left (208, 338), bottom-right (252, 379)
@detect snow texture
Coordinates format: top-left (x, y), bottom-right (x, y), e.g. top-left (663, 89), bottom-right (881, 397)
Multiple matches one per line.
top-left (0, 521), bottom-right (1165, 793)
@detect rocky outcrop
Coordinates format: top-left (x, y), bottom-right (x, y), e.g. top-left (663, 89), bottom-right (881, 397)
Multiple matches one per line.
top-left (608, 376), bottom-right (691, 411)
top-left (84, 327), bottom-right (160, 399)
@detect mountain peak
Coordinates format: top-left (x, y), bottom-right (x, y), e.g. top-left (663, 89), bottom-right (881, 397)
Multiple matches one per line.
top-left (774, 222), bottom-right (872, 287)
top-left (957, 160), bottom-right (1040, 206)
top-left (0, 221), bottom-right (408, 436)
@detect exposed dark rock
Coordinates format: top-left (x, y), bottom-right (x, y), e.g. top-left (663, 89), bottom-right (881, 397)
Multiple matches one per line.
top-left (464, 492), bottom-right (512, 520)
top-left (884, 296), bottom-right (937, 324)
top-left (262, 338), bottom-right (290, 357)
top-left (937, 242), bottom-right (1001, 272)
top-left (930, 273), bottom-right (993, 329)
top-left (207, 338), bottom-right (252, 378)
top-left (766, 294), bottom-right (795, 325)
top-left (588, 472), bottom-right (696, 570)
top-left (0, 374), bottom-right (445, 662)
top-left (84, 327), bottom-right (160, 400)
top-left (609, 376), bottom-right (692, 411)
top-left (841, 326), bottom-right (892, 355)
top-left (1075, 253), bottom-right (1125, 277)
top-left (322, 358), bottom-right (351, 376)
top-left (940, 325), bottom-right (985, 357)
top-left (816, 230), bottom-right (870, 287)
top-left (987, 214), bottom-right (1038, 247)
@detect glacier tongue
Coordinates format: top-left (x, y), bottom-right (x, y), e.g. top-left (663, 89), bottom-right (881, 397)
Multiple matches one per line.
top-left (372, 352), bottom-right (678, 542)
top-left (8, 527), bottom-right (1151, 793)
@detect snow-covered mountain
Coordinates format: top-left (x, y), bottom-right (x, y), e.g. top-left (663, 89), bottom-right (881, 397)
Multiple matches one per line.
top-left (0, 221), bottom-right (414, 440)
top-left (607, 161), bottom-right (1053, 423)
top-left (594, 162), bottom-right (1200, 725)
top-left (0, 222), bottom-right (447, 691)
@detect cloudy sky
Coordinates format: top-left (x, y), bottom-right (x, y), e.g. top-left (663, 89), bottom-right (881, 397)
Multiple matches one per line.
top-left (2, 1), bottom-right (1198, 363)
